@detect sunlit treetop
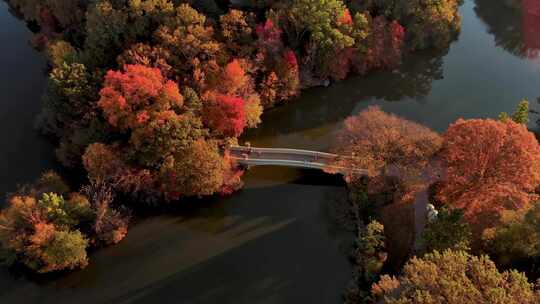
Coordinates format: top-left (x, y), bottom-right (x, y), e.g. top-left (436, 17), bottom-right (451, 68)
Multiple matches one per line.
top-left (98, 64), bottom-right (183, 131)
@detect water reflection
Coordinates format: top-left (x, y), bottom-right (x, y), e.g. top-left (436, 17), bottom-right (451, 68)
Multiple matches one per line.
top-left (0, 1), bottom-right (57, 200)
top-left (243, 47), bottom-right (448, 149)
top-left (475, 0), bottom-right (540, 59)
top-left (0, 168), bottom-right (351, 304)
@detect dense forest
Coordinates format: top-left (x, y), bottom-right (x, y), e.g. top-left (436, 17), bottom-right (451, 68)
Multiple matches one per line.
top-left (3, 0), bottom-right (540, 303)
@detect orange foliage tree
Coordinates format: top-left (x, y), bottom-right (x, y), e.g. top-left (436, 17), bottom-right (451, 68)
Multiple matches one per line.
top-left (437, 119), bottom-right (540, 233)
top-left (221, 59), bottom-right (248, 94)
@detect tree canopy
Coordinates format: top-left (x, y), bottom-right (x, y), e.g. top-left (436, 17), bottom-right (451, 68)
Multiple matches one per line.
top-left (372, 250), bottom-right (540, 304)
top-left (437, 118), bottom-right (540, 234)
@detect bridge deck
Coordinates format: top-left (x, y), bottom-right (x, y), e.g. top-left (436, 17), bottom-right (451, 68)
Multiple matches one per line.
top-left (228, 146), bottom-right (367, 175)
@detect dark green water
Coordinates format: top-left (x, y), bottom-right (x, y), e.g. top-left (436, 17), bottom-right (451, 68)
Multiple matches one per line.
top-left (1, 1), bottom-right (539, 303)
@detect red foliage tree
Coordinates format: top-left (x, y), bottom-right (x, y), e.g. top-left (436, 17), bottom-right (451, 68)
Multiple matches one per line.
top-left (356, 17), bottom-right (405, 73)
top-left (39, 6), bottom-right (58, 34)
top-left (338, 8), bottom-right (353, 26)
top-left (203, 94), bottom-right (246, 137)
top-left (256, 19), bottom-right (283, 52)
top-left (273, 50), bottom-right (300, 103)
top-left (437, 119), bottom-right (540, 233)
top-left (98, 64), bottom-right (183, 131)
top-left (283, 49), bottom-right (298, 68)
top-left (329, 48), bottom-right (356, 81)
top-left (388, 20), bottom-right (405, 63)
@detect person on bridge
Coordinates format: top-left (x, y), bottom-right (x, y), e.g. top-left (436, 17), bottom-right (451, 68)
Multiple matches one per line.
top-left (245, 142), bottom-right (253, 155)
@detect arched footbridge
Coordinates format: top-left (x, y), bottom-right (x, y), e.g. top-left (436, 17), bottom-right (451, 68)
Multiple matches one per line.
top-left (228, 146), bottom-right (368, 175)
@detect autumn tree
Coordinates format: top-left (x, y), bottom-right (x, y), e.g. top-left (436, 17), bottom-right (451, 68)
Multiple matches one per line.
top-left (437, 119), bottom-right (540, 234)
top-left (286, 0), bottom-right (354, 52)
top-left (45, 39), bottom-right (76, 68)
top-left (284, 0), bottom-right (356, 76)
top-left (117, 43), bottom-right (174, 78)
top-left (354, 16), bottom-right (405, 74)
top-left (204, 59), bottom-right (263, 128)
top-left (159, 139), bottom-right (226, 200)
top-left (353, 0), bottom-right (463, 50)
top-left (273, 50), bottom-right (301, 103)
top-left (256, 19), bottom-right (283, 54)
top-left (83, 143), bottom-right (126, 183)
top-left (8, 0), bottom-right (86, 33)
top-left (372, 250), bottom-right (540, 303)
top-left (83, 0), bottom-right (174, 68)
top-left (220, 58), bottom-right (249, 95)
top-left (332, 106), bottom-right (442, 182)
top-left (129, 111), bottom-right (206, 167)
top-left (219, 9), bottom-right (256, 56)
top-left (0, 172), bottom-right (129, 273)
top-left (91, 61), bottom-right (242, 200)
top-left (98, 64), bottom-right (183, 131)
top-left (154, 3), bottom-right (223, 80)
top-left (243, 96), bottom-right (263, 128)
top-left (0, 193), bottom-right (89, 273)
top-left (82, 182), bottom-right (129, 246)
top-left (256, 20), bottom-right (301, 107)
top-left (203, 94), bottom-right (246, 138)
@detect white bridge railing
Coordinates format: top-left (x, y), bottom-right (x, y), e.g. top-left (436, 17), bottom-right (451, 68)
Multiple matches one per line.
top-left (228, 146), bottom-right (367, 175)
top-left (229, 146), bottom-right (339, 159)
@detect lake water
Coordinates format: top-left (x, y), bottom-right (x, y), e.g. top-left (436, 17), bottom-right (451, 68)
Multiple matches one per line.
top-left (1, 0), bottom-right (539, 303)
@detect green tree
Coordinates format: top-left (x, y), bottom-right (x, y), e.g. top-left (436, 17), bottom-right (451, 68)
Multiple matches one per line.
top-left (0, 194), bottom-right (90, 273)
top-left (499, 99), bottom-right (530, 124)
top-left (83, 0), bottom-right (129, 67)
top-left (483, 202), bottom-right (540, 269)
top-left (353, 0), bottom-right (463, 50)
top-left (345, 220), bottom-right (387, 304)
top-left (159, 139), bottom-right (225, 200)
top-left (39, 230), bottom-right (89, 273)
top-left (39, 192), bottom-right (77, 227)
top-left (129, 112), bottom-right (206, 167)
top-left (372, 250), bottom-right (540, 303)
top-left (287, 0), bottom-right (355, 64)
top-left (126, 0), bottom-right (174, 39)
top-left (421, 207), bottom-right (472, 253)
top-left (512, 99), bottom-right (530, 124)
top-left (39, 62), bottom-right (96, 137)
